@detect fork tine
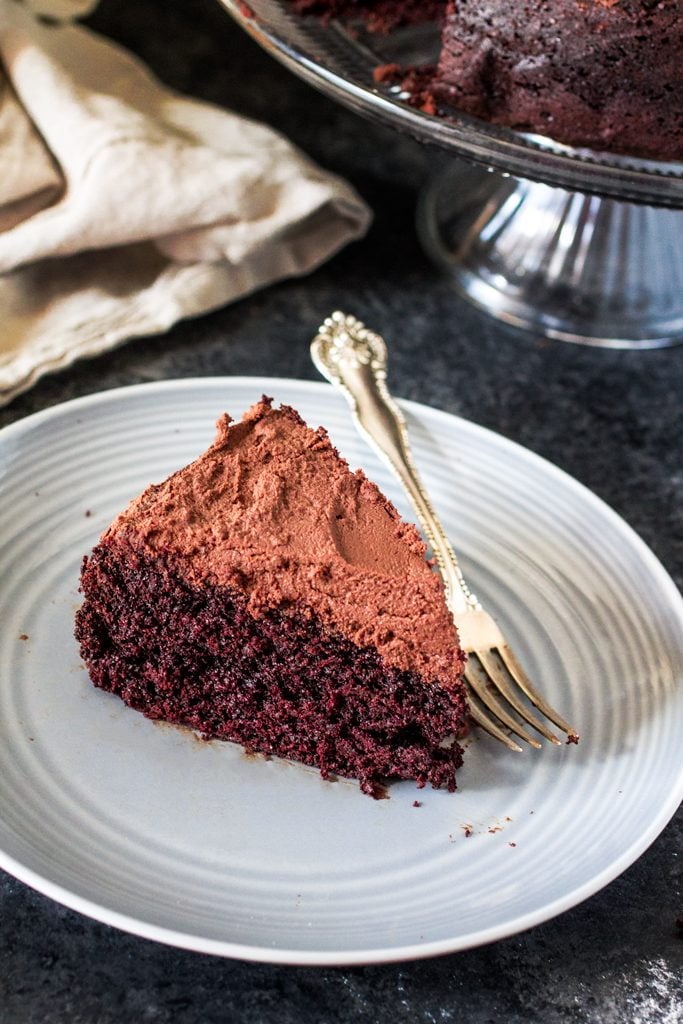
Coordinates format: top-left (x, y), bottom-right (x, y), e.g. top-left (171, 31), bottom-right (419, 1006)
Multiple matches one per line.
top-left (467, 698), bottom-right (524, 753)
top-left (498, 644), bottom-right (578, 740)
top-left (465, 660), bottom-right (543, 749)
top-left (477, 650), bottom-right (562, 745)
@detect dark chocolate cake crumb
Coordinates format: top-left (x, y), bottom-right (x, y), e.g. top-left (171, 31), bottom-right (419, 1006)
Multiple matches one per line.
top-left (76, 543), bottom-right (466, 796)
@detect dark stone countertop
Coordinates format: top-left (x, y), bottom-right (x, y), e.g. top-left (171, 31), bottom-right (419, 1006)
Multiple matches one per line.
top-left (1, 1), bottom-right (681, 1021)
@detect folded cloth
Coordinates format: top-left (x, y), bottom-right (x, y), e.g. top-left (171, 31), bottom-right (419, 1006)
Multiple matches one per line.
top-left (0, 1), bottom-right (371, 404)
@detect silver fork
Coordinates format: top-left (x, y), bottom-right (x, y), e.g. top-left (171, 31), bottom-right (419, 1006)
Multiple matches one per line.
top-left (311, 311), bottom-right (578, 751)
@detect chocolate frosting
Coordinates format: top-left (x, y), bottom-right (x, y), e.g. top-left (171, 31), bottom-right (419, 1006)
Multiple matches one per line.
top-left (105, 398), bottom-right (464, 687)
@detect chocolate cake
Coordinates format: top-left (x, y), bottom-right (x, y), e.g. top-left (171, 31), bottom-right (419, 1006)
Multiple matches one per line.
top-left (433, 0), bottom-right (682, 161)
top-left (75, 398), bottom-right (468, 796)
top-left (291, 0), bottom-right (683, 160)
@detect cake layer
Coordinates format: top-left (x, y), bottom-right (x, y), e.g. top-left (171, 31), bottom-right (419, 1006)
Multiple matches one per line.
top-left (76, 542), bottom-right (467, 796)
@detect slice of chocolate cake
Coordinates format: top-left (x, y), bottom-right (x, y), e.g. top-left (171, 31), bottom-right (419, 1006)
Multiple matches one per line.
top-left (75, 398), bottom-right (468, 796)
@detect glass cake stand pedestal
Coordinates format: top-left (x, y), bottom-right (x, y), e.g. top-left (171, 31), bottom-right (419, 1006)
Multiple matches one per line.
top-left (218, 0), bottom-right (683, 348)
top-left (417, 162), bottom-right (683, 348)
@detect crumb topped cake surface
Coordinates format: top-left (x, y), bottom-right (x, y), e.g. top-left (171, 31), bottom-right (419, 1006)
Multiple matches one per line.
top-left (290, 0), bottom-right (683, 160)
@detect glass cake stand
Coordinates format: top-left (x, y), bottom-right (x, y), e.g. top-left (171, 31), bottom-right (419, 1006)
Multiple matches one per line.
top-left (217, 0), bottom-right (683, 347)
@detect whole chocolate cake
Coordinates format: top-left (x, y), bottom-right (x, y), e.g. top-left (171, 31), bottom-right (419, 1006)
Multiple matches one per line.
top-left (75, 398), bottom-right (468, 797)
top-left (291, 0), bottom-right (683, 160)
top-left (434, 0), bottom-right (682, 160)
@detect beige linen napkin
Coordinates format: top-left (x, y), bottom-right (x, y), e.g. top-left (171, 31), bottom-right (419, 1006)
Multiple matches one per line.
top-left (0, 1), bottom-right (371, 404)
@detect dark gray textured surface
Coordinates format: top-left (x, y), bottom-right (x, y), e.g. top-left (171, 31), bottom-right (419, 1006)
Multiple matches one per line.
top-left (1, 1), bottom-right (682, 1021)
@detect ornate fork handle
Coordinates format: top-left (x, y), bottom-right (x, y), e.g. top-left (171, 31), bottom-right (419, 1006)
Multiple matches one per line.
top-left (311, 312), bottom-right (478, 618)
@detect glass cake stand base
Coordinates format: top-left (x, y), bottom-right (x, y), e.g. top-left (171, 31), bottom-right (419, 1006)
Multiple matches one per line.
top-left (418, 161), bottom-right (683, 349)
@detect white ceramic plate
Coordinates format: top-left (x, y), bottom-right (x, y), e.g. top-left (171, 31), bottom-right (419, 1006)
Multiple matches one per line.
top-left (0, 378), bottom-right (681, 965)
